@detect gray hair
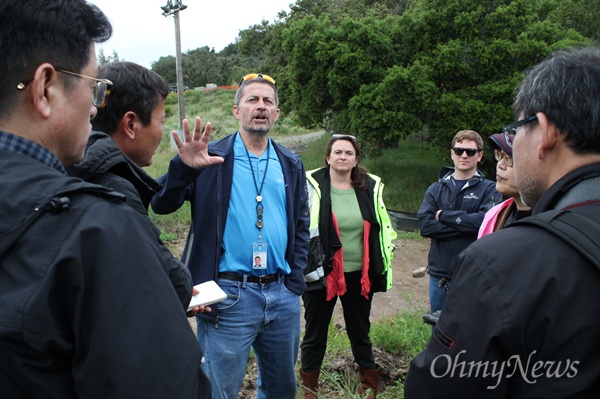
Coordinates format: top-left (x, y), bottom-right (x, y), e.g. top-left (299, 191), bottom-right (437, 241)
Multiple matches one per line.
top-left (513, 46), bottom-right (600, 154)
top-left (235, 78), bottom-right (279, 107)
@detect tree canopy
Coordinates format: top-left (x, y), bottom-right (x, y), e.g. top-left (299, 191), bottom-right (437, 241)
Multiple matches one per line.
top-left (149, 0), bottom-right (593, 152)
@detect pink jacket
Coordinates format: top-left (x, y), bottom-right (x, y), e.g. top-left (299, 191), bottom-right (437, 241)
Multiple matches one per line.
top-left (477, 198), bottom-right (514, 239)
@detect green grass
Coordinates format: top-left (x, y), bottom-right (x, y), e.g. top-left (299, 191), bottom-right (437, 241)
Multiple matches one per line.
top-left (371, 311), bottom-right (430, 359)
top-left (362, 141), bottom-right (446, 212)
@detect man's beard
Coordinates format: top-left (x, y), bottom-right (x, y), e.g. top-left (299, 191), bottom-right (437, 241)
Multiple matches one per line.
top-left (246, 124), bottom-right (270, 136)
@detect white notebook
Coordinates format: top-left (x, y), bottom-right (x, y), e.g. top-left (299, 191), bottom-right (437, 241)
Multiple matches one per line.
top-left (187, 280), bottom-right (227, 311)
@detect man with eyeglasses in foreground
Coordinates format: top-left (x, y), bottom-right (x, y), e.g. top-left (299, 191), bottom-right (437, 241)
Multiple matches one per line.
top-left (417, 130), bottom-right (500, 315)
top-left (151, 73), bottom-right (309, 398)
top-left (0, 1), bottom-right (210, 397)
top-left (405, 46), bottom-right (600, 397)
top-left (477, 133), bottom-right (531, 238)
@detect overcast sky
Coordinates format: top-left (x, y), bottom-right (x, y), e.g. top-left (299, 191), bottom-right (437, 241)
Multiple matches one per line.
top-left (91, 0), bottom-right (294, 68)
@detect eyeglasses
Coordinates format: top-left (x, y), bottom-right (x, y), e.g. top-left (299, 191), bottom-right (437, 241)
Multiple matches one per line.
top-left (239, 73), bottom-right (276, 86)
top-left (332, 134), bottom-right (357, 142)
top-left (494, 149), bottom-right (513, 167)
top-left (452, 147), bottom-right (480, 157)
top-left (17, 68), bottom-right (112, 108)
top-left (502, 115), bottom-right (537, 148)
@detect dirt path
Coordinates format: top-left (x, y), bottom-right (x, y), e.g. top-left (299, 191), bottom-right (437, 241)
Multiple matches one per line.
top-left (274, 130), bottom-right (327, 153)
top-left (329, 238), bottom-right (430, 329)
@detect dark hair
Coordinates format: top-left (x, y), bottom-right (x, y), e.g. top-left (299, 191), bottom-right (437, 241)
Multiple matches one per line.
top-left (0, 0), bottom-right (112, 116)
top-left (513, 47), bottom-right (600, 154)
top-left (92, 62), bottom-right (169, 134)
top-left (325, 135), bottom-right (368, 190)
top-left (235, 77), bottom-right (279, 107)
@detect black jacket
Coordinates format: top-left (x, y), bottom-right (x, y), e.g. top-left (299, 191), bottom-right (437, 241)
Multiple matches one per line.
top-left (405, 163), bottom-right (600, 398)
top-left (418, 167), bottom-right (500, 279)
top-left (68, 131), bottom-right (193, 309)
top-left (0, 148), bottom-right (210, 398)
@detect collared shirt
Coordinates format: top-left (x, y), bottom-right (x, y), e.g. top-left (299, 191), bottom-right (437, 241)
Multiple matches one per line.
top-left (0, 130), bottom-right (67, 175)
top-left (219, 133), bottom-right (290, 276)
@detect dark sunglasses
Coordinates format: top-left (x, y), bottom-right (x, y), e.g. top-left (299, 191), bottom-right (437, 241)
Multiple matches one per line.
top-left (452, 147), bottom-right (480, 157)
top-left (239, 73), bottom-right (276, 86)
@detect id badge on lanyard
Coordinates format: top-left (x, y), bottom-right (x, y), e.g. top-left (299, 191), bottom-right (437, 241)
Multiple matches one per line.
top-left (252, 242), bottom-right (268, 270)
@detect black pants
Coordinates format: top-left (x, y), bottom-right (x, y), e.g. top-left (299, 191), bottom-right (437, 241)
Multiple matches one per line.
top-left (301, 271), bottom-right (375, 372)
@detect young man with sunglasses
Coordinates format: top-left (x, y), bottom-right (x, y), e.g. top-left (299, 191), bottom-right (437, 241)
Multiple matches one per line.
top-left (406, 46), bottom-right (600, 398)
top-left (0, 1), bottom-right (210, 397)
top-left (417, 130), bottom-right (500, 314)
top-left (152, 73), bottom-right (309, 399)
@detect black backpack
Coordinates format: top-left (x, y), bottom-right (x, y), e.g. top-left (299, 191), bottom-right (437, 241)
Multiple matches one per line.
top-left (509, 208), bottom-right (600, 271)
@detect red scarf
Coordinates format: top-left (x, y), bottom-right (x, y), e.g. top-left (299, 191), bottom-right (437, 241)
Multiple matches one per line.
top-left (325, 213), bottom-right (371, 301)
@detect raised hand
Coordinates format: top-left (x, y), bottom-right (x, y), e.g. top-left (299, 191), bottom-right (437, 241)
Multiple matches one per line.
top-left (172, 116), bottom-right (224, 169)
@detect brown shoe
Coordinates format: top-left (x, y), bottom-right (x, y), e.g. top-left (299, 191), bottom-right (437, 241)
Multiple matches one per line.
top-left (358, 364), bottom-right (381, 399)
top-left (300, 369), bottom-right (320, 399)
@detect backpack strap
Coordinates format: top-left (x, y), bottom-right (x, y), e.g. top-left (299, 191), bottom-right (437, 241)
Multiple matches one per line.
top-left (510, 209), bottom-right (600, 270)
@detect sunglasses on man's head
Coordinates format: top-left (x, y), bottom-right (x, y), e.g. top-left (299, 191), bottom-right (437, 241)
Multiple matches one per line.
top-left (239, 73), bottom-right (276, 86)
top-left (332, 134), bottom-right (357, 142)
top-left (452, 147), bottom-right (480, 157)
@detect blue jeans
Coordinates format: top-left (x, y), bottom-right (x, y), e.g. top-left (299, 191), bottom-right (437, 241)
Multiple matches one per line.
top-left (197, 275), bottom-right (301, 399)
top-left (429, 275), bottom-right (451, 313)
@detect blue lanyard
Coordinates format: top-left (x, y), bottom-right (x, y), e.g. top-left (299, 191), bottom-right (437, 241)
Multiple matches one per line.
top-left (245, 141), bottom-right (270, 232)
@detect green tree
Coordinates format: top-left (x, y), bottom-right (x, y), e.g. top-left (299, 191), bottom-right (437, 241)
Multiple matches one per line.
top-left (548, 0), bottom-right (600, 42)
top-left (183, 46), bottom-right (225, 87)
top-left (393, 0), bottom-right (588, 148)
top-left (280, 12), bottom-right (403, 130)
top-left (278, 0), bottom-right (588, 152)
top-left (98, 48), bottom-right (121, 65)
top-left (151, 56), bottom-right (177, 85)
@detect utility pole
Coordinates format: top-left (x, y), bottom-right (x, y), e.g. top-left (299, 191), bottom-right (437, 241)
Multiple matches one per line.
top-left (161, 0), bottom-right (188, 138)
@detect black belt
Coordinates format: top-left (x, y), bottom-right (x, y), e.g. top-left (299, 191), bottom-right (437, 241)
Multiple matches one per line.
top-left (218, 272), bottom-right (279, 285)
